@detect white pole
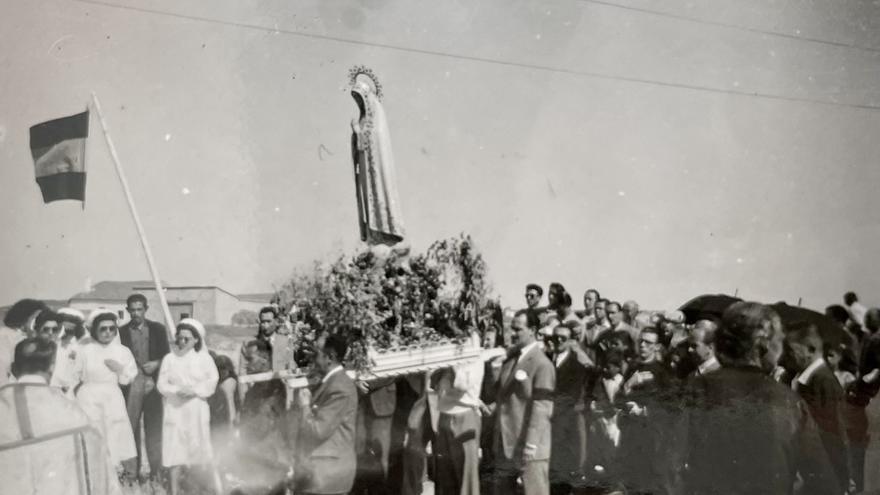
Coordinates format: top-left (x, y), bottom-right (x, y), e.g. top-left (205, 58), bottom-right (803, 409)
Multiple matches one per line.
top-left (90, 92), bottom-right (176, 344)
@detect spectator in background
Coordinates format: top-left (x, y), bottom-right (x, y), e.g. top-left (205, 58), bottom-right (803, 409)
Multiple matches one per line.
top-left (0, 298), bottom-right (48, 386)
top-left (525, 283), bottom-right (545, 329)
top-left (586, 349), bottom-right (625, 492)
top-left (845, 307), bottom-right (880, 492)
top-left (825, 344), bottom-right (855, 389)
top-left (119, 293), bottom-right (170, 481)
top-left (607, 302), bottom-right (638, 344)
top-left (617, 327), bottom-right (673, 495)
top-left (622, 301), bottom-right (641, 330)
top-left (550, 322), bottom-right (592, 495)
top-left (577, 289), bottom-right (600, 323)
top-left (784, 322), bottom-right (849, 493)
top-left (844, 292), bottom-right (868, 332)
top-left (687, 319), bottom-right (720, 378)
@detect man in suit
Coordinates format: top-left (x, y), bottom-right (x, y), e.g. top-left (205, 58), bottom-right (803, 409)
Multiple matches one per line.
top-left (682, 302), bottom-right (840, 495)
top-left (784, 322), bottom-right (850, 493)
top-left (845, 307), bottom-right (880, 492)
top-left (118, 293), bottom-right (170, 480)
top-left (294, 333), bottom-right (358, 495)
top-left (686, 319), bottom-right (721, 378)
top-left (549, 321), bottom-right (593, 495)
top-left (492, 310), bottom-right (556, 495)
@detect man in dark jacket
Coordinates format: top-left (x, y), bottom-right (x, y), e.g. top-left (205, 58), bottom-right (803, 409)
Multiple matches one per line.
top-left (549, 321), bottom-right (593, 495)
top-left (295, 334), bottom-right (358, 495)
top-left (785, 322), bottom-right (850, 492)
top-left (118, 293), bottom-right (170, 480)
top-left (682, 302), bottom-right (839, 495)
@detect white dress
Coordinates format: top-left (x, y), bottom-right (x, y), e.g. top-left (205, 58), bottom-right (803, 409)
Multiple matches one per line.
top-left (158, 348), bottom-right (219, 466)
top-left (51, 338), bottom-right (80, 398)
top-left (74, 340), bottom-right (139, 466)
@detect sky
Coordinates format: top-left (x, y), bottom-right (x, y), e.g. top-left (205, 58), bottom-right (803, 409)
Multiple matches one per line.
top-left (2, 0), bottom-right (880, 313)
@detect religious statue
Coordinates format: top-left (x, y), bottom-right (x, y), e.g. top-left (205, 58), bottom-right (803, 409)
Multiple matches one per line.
top-left (349, 66), bottom-right (406, 246)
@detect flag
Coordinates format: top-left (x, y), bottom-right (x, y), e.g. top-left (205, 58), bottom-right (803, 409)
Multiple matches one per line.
top-left (29, 110), bottom-right (89, 203)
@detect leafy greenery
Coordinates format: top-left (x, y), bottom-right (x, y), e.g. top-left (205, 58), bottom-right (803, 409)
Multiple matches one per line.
top-left (276, 234), bottom-right (501, 370)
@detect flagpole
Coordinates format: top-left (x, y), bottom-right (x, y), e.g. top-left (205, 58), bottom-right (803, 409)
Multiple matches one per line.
top-left (90, 92), bottom-right (176, 345)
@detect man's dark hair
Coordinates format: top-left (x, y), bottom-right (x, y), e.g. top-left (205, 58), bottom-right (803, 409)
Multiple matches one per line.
top-left (34, 310), bottom-right (60, 331)
top-left (607, 301), bottom-right (622, 312)
top-left (3, 299), bottom-right (48, 329)
top-left (323, 333), bottom-right (349, 362)
top-left (825, 305), bottom-right (851, 326)
top-left (548, 283), bottom-right (566, 297)
top-left (11, 338), bottom-right (56, 377)
top-left (596, 298), bottom-right (610, 306)
top-left (259, 306), bottom-right (279, 319)
top-left (716, 301), bottom-right (780, 363)
top-left (126, 294), bottom-right (148, 308)
top-left (559, 291), bottom-right (573, 308)
top-left (844, 292), bottom-right (859, 306)
top-left (585, 289), bottom-right (600, 299)
top-left (603, 349), bottom-right (625, 369)
top-left (525, 284), bottom-right (543, 297)
top-left (785, 321), bottom-right (823, 354)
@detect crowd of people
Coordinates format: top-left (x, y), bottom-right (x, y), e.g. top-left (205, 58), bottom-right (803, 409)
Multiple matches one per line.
top-left (2, 285), bottom-right (880, 495)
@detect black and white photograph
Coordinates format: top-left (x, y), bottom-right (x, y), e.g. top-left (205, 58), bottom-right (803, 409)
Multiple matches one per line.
top-left (2, 1), bottom-right (880, 494)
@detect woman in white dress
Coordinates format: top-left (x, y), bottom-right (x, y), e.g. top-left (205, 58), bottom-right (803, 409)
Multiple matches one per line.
top-left (74, 309), bottom-right (139, 479)
top-left (158, 318), bottom-right (220, 495)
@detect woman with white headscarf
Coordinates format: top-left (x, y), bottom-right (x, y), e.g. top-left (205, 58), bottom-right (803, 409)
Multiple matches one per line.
top-left (74, 308), bottom-right (139, 478)
top-left (158, 318), bottom-right (220, 495)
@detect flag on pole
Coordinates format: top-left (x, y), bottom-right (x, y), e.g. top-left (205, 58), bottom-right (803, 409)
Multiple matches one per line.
top-left (29, 110), bottom-right (89, 203)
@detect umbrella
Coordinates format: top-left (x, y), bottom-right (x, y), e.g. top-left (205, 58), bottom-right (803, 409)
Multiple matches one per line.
top-left (770, 302), bottom-right (858, 371)
top-left (679, 294), bottom-right (742, 324)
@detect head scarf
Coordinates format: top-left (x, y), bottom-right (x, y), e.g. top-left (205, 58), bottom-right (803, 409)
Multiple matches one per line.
top-left (58, 308), bottom-right (85, 324)
top-left (86, 309), bottom-right (118, 341)
top-left (176, 318), bottom-right (208, 354)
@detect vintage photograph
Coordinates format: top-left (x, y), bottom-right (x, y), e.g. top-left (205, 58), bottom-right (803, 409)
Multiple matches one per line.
top-left (2, 1), bottom-right (880, 494)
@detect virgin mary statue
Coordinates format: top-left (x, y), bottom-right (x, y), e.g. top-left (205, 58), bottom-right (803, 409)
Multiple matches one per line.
top-left (350, 67), bottom-right (406, 246)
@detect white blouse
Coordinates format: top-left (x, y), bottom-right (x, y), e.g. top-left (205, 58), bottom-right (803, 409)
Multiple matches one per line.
top-left (75, 341), bottom-right (138, 386)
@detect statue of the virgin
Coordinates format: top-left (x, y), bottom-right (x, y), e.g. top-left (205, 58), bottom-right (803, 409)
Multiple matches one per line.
top-left (349, 67), bottom-right (406, 246)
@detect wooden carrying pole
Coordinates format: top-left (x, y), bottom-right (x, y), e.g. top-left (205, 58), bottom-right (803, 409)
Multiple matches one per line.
top-left (90, 93), bottom-right (176, 344)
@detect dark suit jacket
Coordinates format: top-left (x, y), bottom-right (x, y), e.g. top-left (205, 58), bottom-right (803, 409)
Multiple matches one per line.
top-left (551, 349), bottom-right (592, 474)
top-left (297, 368), bottom-right (358, 495)
top-left (683, 366), bottom-right (839, 495)
top-left (494, 344), bottom-right (556, 461)
top-left (118, 319), bottom-right (170, 378)
top-left (796, 362), bottom-right (849, 491)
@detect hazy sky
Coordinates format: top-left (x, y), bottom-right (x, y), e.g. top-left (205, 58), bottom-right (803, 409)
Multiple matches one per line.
top-left (2, 0), bottom-right (880, 312)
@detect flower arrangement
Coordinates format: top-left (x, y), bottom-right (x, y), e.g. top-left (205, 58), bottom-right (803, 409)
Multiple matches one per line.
top-left (276, 234), bottom-right (502, 371)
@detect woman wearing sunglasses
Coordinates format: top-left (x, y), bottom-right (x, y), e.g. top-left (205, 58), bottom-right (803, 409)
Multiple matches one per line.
top-left (157, 318), bottom-right (220, 495)
top-left (74, 308), bottom-right (140, 480)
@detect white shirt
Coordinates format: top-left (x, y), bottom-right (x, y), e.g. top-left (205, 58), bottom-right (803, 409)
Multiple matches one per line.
top-left (518, 342), bottom-right (540, 363)
top-left (697, 355), bottom-right (720, 376)
top-left (793, 357), bottom-right (826, 391)
top-left (435, 359), bottom-right (484, 415)
top-left (555, 350), bottom-right (570, 367)
top-left (16, 374), bottom-right (49, 385)
top-left (322, 365), bottom-right (344, 384)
